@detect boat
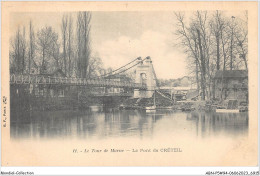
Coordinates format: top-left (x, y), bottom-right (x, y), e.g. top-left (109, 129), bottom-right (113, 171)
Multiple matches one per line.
top-left (215, 99), bottom-right (241, 113)
top-left (89, 105), bottom-right (103, 112)
top-left (145, 105), bottom-right (156, 111)
top-left (215, 109), bottom-right (240, 113)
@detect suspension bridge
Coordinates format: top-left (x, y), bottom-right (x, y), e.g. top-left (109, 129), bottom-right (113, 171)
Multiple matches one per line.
top-left (10, 56), bottom-right (172, 101)
top-left (10, 74), bottom-right (146, 90)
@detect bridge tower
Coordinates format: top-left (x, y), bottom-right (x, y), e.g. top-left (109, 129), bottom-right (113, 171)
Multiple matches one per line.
top-left (134, 56), bottom-right (158, 98)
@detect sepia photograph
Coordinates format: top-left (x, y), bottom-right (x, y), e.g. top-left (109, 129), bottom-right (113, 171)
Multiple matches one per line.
top-left (1, 1), bottom-right (258, 172)
top-left (9, 10), bottom-right (249, 139)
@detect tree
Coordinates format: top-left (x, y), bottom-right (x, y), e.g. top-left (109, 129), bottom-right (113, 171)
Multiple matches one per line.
top-left (68, 15), bottom-right (74, 77)
top-left (175, 11), bottom-right (210, 100)
top-left (61, 14), bottom-right (68, 75)
top-left (50, 36), bottom-right (60, 71)
top-left (210, 11), bottom-right (223, 71)
top-left (28, 20), bottom-right (36, 74)
top-left (234, 13), bottom-right (248, 70)
top-left (174, 11), bottom-right (248, 100)
top-left (21, 27), bottom-right (26, 74)
top-left (10, 26), bottom-right (27, 74)
top-left (61, 14), bottom-right (74, 77)
top-left (76, 12), bottom-right (91, 78)
top-left (88, 57), bottom-right (103, 78)
top-left (209, 11), bottom-right (229, 99)
top-left (229, 16), bottom-right (236, 70)
top-left (37, 26), bottom-right (59, 74)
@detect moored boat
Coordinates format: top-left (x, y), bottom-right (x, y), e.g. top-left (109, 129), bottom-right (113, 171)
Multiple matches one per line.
top-left (215, 109), bottom-right (240, 113)
top-left (215, 99), bottom-right (246, 113)
top-left (145, 105), bottom-right (156, 112)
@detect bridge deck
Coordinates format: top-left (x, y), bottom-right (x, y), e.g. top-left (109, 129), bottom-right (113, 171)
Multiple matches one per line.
top-left (10, 74), bottom-right (147, 90)
top-left (89, 92), bottom-right (133, 97)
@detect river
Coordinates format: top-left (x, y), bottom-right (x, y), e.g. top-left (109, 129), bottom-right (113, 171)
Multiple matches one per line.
top-left (11, 109), bottom-right (248, 140)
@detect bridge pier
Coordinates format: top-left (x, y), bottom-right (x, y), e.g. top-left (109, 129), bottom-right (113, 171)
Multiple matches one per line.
top-left (134, 57), bottom-right (157, 98)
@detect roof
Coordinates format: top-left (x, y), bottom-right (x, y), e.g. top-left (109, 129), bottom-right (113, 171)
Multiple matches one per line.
top-left (214, 70), bottom-right (248, 79)
top-left (186, 90), bottom-right (199, 100)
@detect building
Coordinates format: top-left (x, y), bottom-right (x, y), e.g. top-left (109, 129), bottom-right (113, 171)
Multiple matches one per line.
top-left (171, 76), bottom-right (197, 89)
top-left (159, 86), bottom-right (197, 101)
top-left (213, 70), bottom-right (248, 101)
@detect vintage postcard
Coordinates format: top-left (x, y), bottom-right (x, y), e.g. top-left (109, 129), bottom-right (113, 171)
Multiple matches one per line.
top-left (1, 1), bottom-right (258, 169)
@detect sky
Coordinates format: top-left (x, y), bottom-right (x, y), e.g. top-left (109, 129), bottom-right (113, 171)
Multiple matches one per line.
top-left (91, 12), bottom-right (188, 79)
top-left (10, 11), bottom-right (246, 79)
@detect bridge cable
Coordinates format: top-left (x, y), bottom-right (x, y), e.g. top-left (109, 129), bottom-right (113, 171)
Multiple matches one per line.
top-left (92, 57), bottom-right (141, 79)
top-left (104, 57), bottom-right (147, 78)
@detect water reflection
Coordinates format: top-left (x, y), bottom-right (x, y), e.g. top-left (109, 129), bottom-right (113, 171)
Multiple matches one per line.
top-left (186, 111), bottom-right (248, 138)
top-left (11, 109), bottom-right (248, 140)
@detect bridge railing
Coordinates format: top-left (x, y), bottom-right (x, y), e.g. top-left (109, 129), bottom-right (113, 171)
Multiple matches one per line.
top-left (10, 74), bottom-right (147, 89)
top-left (88, 92), bottom-right (133, 97)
